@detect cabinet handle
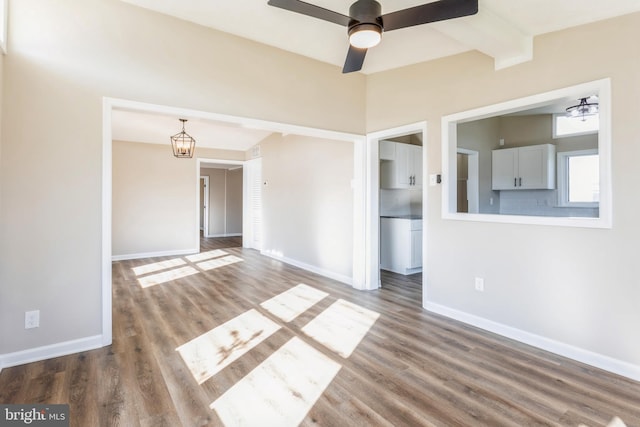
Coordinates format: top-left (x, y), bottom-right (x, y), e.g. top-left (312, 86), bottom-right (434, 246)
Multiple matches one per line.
top-left (514, 178), bottom-right (517, 187)
top-left (519, 177), bottom-right (522, 187)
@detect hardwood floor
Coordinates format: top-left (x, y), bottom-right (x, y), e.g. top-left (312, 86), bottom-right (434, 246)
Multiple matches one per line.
top-left (1, 237), bottom-right (639, 426)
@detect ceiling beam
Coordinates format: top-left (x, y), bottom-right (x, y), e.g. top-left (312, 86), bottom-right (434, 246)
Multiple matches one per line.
top-left (432, 6), bottom-right (533, 70)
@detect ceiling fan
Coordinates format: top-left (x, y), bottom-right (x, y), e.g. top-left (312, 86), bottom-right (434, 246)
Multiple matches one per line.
top-left (267, 0), bottom-right (479, 73)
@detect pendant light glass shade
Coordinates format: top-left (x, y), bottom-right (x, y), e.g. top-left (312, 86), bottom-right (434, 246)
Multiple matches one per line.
top-left (171, 119), bottom-right (196, 158)
top-left (566, 96), bottom-right (599, 121)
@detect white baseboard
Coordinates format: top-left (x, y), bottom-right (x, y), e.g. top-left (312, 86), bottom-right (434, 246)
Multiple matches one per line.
top-left (112, 248), bottom-right (198, 261)
top-left (261, 250), bottom-right (353, 286)
top-left (205, 233), bottom-right (242, 238)
top-left (381, 266), bottom-right (422, 275)
top-left (0, 335), bottom-right (104, 370)
top-left (424, 301), bottom-right (640, 382)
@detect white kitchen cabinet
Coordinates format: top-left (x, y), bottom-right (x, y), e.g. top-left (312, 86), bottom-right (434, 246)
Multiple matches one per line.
top-left (380, 217), bottom-right (422, 275)
top-left (492, 143), bottom-right (555, 190)
top-left (380, 141), bottom-right (422, 189)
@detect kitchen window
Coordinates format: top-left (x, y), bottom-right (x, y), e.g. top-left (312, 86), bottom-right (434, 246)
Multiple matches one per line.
top-left (557, 149), bottom-right (599, 208)
top-left (553, 113), bottom-right (599, 138)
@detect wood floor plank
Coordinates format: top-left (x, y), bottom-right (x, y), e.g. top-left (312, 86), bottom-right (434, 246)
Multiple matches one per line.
top-left (1, 236), bottom-right (639, 426)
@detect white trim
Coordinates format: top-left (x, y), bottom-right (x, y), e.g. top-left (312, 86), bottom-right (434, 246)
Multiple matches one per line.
top-left (442, 78), bottom-right (612, 229)
top-left (351, 139), bottom-right (367, 290)
top-left (0, 335), bottom-right (103, 370)
top-left (261, 250), bottom-right (353, 286)
top-left (424, 302), bottom-right (640, 382)
top-left (105, 97), bottom-right (361, 142)
top-left (206, 233), bottom-right (242, 238)
top-left (101, 98), bottom-right (113, 347)
top-left (365, 122), bottom-right (428, 292)
top-left (111, 248), bottom-right (198, 262)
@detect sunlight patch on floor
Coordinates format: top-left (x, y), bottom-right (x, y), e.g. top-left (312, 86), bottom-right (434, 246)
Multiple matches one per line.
top-left (301, 299), bottom-right (380, 358)
top-left (260, 284), bottom-right (329, 322)
top-left (210, 337), bottom-right (341, 427)
top-left (176, 309), bottom-right (281, 384)
top-left (132, 258), bottom-right (186, 276)
top-left (137, 266), bottom-right (199, 288)
top-left (186, 249), bottom-right (229, 263)
top-left (196, 255), bottom-right (243, 271)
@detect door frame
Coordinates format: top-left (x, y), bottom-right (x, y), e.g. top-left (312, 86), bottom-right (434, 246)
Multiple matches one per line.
top-left (364, 122), bottom-right (428, 292)
top-left (197, 159), bottom-right (243, 244)
top-left (199, 175), bottom-right (210, 237)
top-left (102, 97), bottom-right (365, 346)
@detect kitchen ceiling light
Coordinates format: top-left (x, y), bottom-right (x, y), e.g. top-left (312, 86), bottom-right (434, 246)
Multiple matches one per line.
top-left (171, 118), bottom-right (196, 158)
top-left (566, 96), bottom-right (599, 121)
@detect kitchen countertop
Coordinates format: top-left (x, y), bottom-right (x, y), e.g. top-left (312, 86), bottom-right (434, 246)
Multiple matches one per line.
top-left (380, 215), bottom-right (422, 220)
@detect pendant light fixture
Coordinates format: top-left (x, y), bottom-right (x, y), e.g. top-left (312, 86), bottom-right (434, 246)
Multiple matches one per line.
top-left (171, 118), bottom-right (196, 158)
top-left (566, 96), bottom-right (599, 121)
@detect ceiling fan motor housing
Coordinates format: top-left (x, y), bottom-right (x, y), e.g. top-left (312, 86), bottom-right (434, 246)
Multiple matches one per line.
top-left (348, 0), bottom-right (383, 34)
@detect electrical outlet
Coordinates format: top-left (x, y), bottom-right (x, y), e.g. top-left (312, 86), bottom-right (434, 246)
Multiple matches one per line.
top-left (25, 310), bottom-right (40, 329)
top-left (474, 277), bottom-right (484, 292)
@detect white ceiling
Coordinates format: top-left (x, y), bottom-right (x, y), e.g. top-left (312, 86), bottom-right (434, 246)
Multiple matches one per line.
top-left (112, 109), bottom-right (273, 151)
top-left (121, 0), bottom-right (640, 74)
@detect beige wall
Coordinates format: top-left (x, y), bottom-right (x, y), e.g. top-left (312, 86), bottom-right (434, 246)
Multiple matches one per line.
top-left (113, 140), bottom-right (195, 256)
top-left (0, 0), bottom-right (364, 355)
top-left (261, 133), bottom-right (354, 280)
top-left (112, 141), bottom-right (245, 257)
top-left (367, 14), bottom-right (640, 366)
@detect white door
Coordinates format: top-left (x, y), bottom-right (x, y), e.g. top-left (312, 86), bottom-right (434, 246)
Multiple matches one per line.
top-left (243, 158), bottom-right (262, 250)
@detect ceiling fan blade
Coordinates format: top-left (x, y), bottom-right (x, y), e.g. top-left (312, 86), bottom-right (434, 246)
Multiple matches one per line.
top-left (382, 0), bottom-right (478, 32)
top-left (267, 0), bottom-right (350, 27)
top-left (343, 45), bottom-right (367, 73)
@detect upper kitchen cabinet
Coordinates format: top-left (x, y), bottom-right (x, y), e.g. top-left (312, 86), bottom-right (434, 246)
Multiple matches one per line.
top-left (492, 143), bottom-right (555, 190)
top-left (380, 140), bottom-right (423, 189)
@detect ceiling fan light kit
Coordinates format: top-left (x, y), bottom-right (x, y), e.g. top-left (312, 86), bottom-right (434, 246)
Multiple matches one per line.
top-left (267, 0), bottom-right (478, 73)
top-left (348, 23), bottom-right (382, 49)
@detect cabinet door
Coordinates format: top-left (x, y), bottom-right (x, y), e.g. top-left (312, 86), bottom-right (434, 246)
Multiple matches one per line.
top-left (394, 143), bottom-right (413, 187)
top-left (518, 145), bottom-right (554, 189)
top-left (492, 148), bottom-right (518, 190)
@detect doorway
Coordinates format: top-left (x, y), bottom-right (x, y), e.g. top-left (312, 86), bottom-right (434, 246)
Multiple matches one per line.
top-left (456, 148), bottom-right (479, 214)
top-left (198, 160), bottom-right (246, 251)
top-left (365, 121), bottom-right (427, 298)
